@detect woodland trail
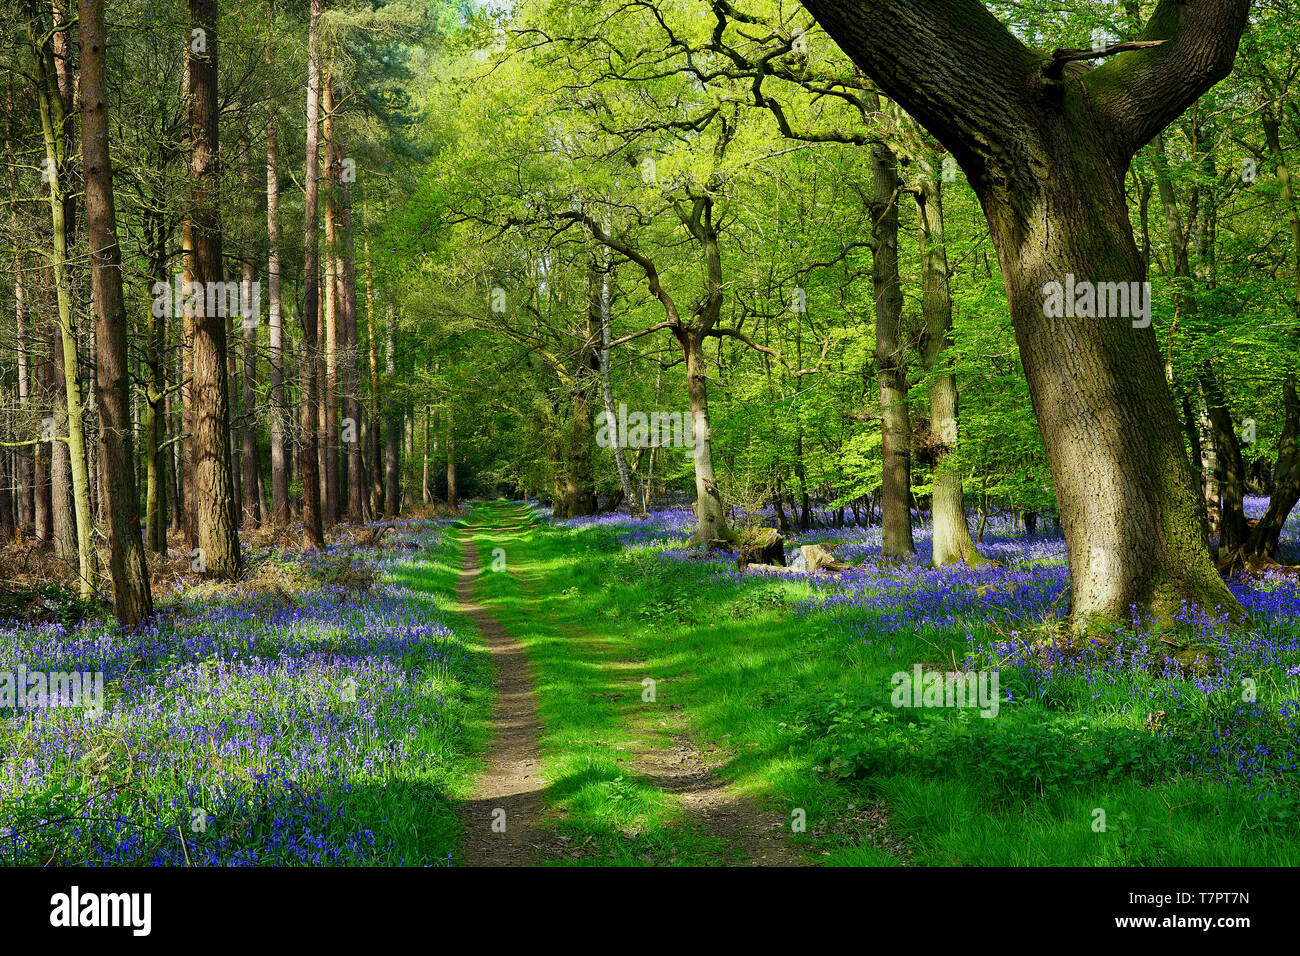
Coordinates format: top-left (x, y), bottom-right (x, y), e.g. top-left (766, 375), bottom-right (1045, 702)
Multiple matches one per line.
top-left (453, 508), bottom-right (566, 866)
top-left (452, 502), bottom-right (814, 867)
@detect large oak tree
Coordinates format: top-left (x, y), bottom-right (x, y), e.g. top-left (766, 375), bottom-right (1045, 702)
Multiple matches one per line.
top-left (800, 0), bottom-right (1252, 627)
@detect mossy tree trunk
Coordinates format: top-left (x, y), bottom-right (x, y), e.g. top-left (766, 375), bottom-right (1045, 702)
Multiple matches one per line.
top-left (914, 158), bottom-right (987, 567)
top-left (803, 0), bottom-right (1250, 627)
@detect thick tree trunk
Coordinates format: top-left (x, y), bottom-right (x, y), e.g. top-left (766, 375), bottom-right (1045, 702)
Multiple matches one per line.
top-left (186, 0), bottom-right (242, 579)
top-left (79, 0), bottom-right (153, 625)
top-left (803, 0), bottom-right (1248, 626)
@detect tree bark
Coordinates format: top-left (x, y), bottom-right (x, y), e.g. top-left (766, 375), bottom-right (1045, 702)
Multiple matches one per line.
top-left (321, 72), bottom-right (341, 524)
top-left (446, 406), bottom-right (457, 511)
top-left (915, 157), bottom-right (986, 566)
top-left (594, 248), bottom-right (637, 513)
top-left (383, 301), bottom-right (401, 515)
top-left (365, 237), bottom-right (384, 516)
top-left (185, 0), bottom-right (242, 578)
top-left (802, 0), bottom-right (1249, 626)
top-left (870, 137), bottom-right (916, 558)
top-left (29, 5), bottom-right (96, 594)
top-left (298, 0), bottom-right (326, 548)
top-left (79, 0), bottom-right (153, 624)
top-left (265, 19), bottom-right (289, 526)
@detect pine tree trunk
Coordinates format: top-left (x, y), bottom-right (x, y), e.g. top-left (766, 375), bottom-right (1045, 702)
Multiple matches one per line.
top-left (79, 0), bottom-right (153, 625)
top-left (298, 0), bottom-right (326, 549)
top-left (29, 8), bottom-right (96, 594)
top-left (321, 74), bottom-right (341, 525)
top-left (365, 237), bottom-right (384, 516)
top-left (186, 0), bottom-right (242, 579)
top-left (265, 24), bottom-right (289, 526)
top-left (383, 303), bottom-right (401, 515)
top-left (241, 255), bottom-right (261, 527)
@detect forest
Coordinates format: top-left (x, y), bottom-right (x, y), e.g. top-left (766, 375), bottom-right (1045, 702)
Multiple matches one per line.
top-left (0, 0), bottom-right (1296, 885)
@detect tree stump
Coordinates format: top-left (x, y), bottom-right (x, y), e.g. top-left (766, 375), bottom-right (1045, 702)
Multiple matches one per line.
top-left (801, 543), bottom-right (849, 572)
top-left (736, 527), bottom-right (786, 570)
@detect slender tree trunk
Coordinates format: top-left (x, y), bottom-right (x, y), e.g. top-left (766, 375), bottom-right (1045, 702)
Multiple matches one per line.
top-left (594, 251), bottom-right (636, 513)
top-left (7, 127), bottom-right (34, 535)
top-left (915, 157), bottom-right (985, 566)
top-left (79, 0), bottom-right (153, 625)
top-left (871, 138), bottom-right (916, 558)
top-left (337, 105), bottom-right (365, 523)
top-left (321, 73), bottom-right (340, 524)
top-left (298, 0), bottom-right (325, 548)
top-left (682, 330), bottom-right (732, 545)
top-left (29, 7), bottom-right (96, 594)
top-left (365, 238), bottom-right (384, 516)
top-left (49, 332), bottom-right (77, 572)
top-left (265, 21), bottom-right (289, 526)
top-left (445, 406), bottom-right (457, 511)
top-left (421, 407), bottom-right (431, 504)
top-left (186, 0), bottom-right (242, 578)
top-left (241, 255), bottom-right (261, 527)
top-left (383, 302), bottom-right (400, 515)
top-left (143, 220), bottom-right (168, 552)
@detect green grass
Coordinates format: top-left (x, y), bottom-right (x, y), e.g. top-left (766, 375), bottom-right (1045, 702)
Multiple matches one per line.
top-left (362, 530), bottom-right (495, 865)
top-left (448, 500), bottom-right (1300, 866)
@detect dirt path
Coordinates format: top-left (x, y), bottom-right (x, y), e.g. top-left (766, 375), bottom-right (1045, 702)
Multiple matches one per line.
top-left (455, 521), bottom-right (564, 866)
top-left (627, 713), bottom-right (814, 866)
top-left (454, 504), bottom-right (816, 866)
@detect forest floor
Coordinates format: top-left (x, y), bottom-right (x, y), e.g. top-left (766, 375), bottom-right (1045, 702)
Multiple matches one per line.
top-left (444, 498), bottom-right (1300, 866)
top-left (3, 498), bottom-right (1298, 866)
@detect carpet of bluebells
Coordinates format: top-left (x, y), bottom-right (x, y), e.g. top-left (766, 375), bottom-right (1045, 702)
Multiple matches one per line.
top-left (549, 495), bottom-right (1300, 796)
top-left (0, 520), bottom-right (474, 865)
